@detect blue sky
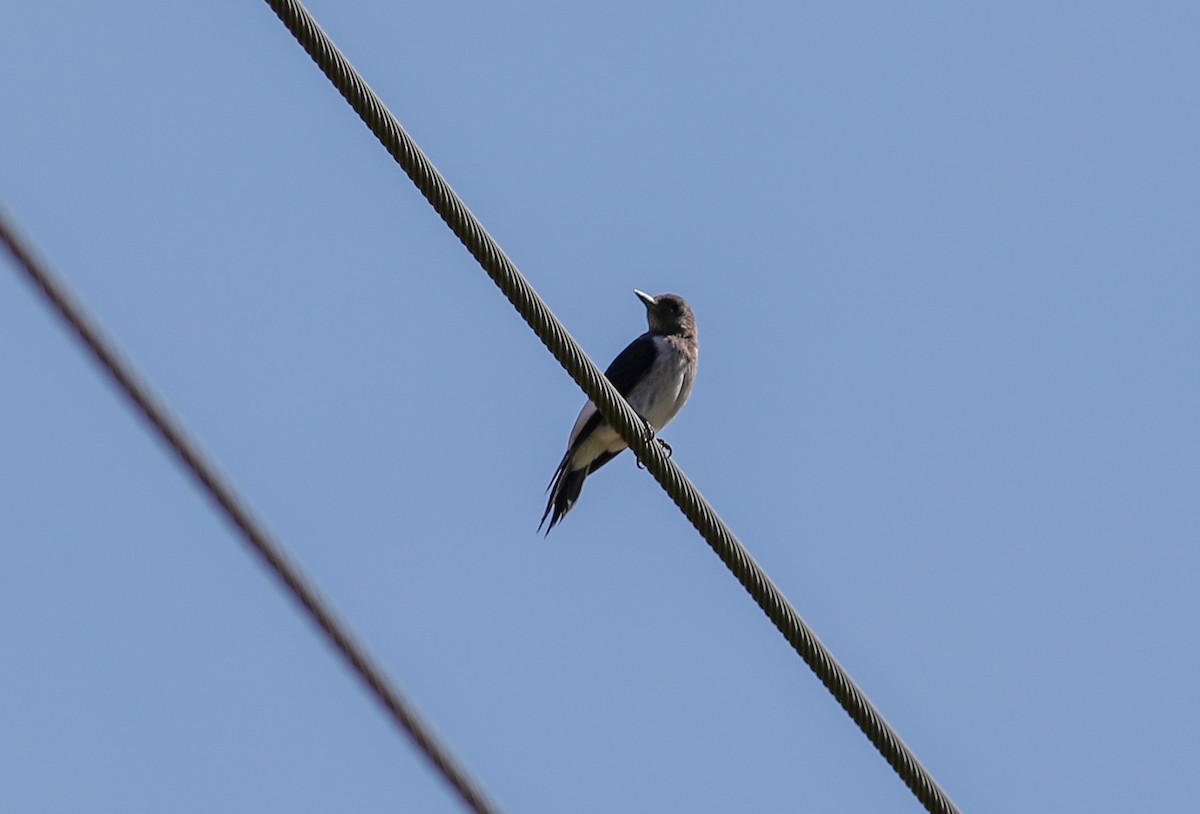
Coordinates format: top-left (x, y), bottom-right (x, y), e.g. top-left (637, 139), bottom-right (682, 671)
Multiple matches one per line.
top-left (3, 2), bottom-right (1197, 812)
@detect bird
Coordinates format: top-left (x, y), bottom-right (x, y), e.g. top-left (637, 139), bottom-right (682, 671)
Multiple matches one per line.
top-left (540, 290), bottom-right (698, 534)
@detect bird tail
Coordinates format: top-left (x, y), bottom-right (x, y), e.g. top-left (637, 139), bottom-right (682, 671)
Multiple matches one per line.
top-left (539, 452), bottom-right (588, 535)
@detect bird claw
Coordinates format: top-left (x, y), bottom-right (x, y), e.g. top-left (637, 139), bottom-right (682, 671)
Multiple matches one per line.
top-left (635, 436), bottom-right (672, 469)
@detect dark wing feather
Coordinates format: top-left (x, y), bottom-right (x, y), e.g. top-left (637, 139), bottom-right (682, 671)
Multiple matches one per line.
top-left (604, 332), bottom-right (659, 395)
top-left (567, 333), bottom-right (658, 455)
top-left (586, 450), bottom-right (620, 476)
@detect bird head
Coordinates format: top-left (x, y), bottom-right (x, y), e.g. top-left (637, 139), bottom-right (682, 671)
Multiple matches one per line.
top-left (635, 290), bottom-right (696, 338)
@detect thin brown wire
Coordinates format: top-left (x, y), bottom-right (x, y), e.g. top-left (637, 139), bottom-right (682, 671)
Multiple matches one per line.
top-left (0, 209), bottom-right (505, 814)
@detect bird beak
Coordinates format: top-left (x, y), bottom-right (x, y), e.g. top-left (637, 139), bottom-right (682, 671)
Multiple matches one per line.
top-left (634, 289), bottom-right (657, 308)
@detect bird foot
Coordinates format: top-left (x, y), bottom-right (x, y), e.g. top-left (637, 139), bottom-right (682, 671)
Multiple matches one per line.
top-left (635, 437), bottom-right (672, 469)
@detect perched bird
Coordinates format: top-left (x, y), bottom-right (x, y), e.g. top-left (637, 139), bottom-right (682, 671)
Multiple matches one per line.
top-left (540, 290), bottom-right (698, 534)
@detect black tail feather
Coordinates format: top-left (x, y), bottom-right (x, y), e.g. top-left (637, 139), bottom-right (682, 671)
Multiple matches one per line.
top-left (539, 454), bottom-right (589, 535)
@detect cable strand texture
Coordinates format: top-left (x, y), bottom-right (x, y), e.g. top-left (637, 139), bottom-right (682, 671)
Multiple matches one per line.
top-left (0, 211), bottom-right (504, 814)
top-left (259, 1), bottom-right (962, 812)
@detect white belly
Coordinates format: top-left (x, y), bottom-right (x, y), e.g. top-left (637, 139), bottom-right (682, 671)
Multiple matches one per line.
top-left (628, 345), bottom-right (692, 430)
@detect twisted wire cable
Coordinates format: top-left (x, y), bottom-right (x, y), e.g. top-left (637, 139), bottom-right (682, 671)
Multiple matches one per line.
top-left (258, 2), bottom-right (962, 811)
top-left (0, 209), bottom-right (505, 814)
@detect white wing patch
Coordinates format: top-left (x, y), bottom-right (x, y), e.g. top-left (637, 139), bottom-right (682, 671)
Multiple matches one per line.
top-left (567, 400), bottom-right (598, 448)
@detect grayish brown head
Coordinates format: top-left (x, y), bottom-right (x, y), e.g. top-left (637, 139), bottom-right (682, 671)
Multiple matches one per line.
top-left (634, 290), bottom-right (696, 339)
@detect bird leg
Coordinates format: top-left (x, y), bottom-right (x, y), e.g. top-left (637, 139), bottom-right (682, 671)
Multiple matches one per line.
top-left (641, 416), bottom-right (656, 440)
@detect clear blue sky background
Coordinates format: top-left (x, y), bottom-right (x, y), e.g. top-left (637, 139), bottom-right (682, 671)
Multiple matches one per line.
top-left (3, 2), bottom-right (1197, 812)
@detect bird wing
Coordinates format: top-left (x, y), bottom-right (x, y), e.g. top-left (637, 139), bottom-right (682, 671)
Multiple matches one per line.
top-left (604, 332), bottom-right (660, 394)
top-left (566, 332), bottom-right (658, 450)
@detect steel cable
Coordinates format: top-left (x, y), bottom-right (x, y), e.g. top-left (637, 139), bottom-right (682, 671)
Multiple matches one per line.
top-left (258, 2), bottom-right (962, 811)
top-left (0, 210), bottom-right (504, 814)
